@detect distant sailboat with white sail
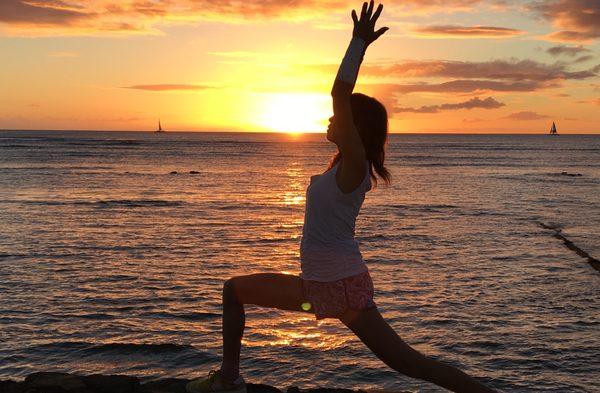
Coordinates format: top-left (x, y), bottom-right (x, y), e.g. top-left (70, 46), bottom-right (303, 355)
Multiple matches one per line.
top-left (155, 119), bottom-right (165, 133)
top-left (550, 121), bottom-right (558, 135)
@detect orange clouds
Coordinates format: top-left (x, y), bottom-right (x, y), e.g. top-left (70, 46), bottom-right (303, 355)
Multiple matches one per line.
top-left (1, 0), bottom-right (597, 47)
top-left (503, 110), bottom-right (550, 120)
top-left (361, 58), bottom-right (598, 116)
top-left (413, 25), bottom-right (524, 38)
top-left (0, 0), bottom-right (155, 35)
top-left (7, 1), bottom-right (326, 35)
top-left (531, 0), bottom-right (600, 42)
top-left (362, 59), bottom-right (598, 81)
top-left (0, 0), bottom-right (472, 33)
top-left (307, 59), bottom-right (585, 94)
top-left (0, 0), bottom-right (351, 35)
top-left (546, 44), bottom-right (591, 57)
top-left (374, 80), bottom-right (553, 94)
top-left (0, 0), bottom-right (90, 26)
top-left (394, 96), bottom-right (505, 113)
top-left (0, 1), bottom-right (562, 36)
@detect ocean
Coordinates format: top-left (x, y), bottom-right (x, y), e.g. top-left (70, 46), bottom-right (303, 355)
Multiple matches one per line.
top-left (0, 131), bottom-right (598, 392)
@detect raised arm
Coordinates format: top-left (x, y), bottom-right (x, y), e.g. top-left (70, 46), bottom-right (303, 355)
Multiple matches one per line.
top-left (331, 1), bottom-right (388, 192)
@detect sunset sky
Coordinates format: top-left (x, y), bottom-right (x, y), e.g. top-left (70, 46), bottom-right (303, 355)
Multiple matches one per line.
top-left (1, 0), bottom-right (599, 133)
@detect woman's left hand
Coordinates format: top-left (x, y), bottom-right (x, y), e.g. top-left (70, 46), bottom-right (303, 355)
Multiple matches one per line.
top-left (352, 0), bottom-right (389, 46)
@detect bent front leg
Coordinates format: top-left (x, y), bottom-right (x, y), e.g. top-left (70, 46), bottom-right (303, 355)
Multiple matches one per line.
top-left (220, 273), bottom-right (311, 381)
top-left (220, 278), bottom-right (245, 382)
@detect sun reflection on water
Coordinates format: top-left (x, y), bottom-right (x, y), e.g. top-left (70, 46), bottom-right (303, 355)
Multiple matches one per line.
top-left (242, 314), bottom-right (349, 351)
top-left (281, 162), bottom-right (305, 206)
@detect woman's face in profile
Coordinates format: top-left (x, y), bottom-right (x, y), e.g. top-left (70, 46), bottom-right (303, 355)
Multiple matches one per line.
top-left (326, 116), bottom-right (337, 143)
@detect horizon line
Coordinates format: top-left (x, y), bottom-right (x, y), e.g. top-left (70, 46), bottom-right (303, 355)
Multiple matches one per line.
top-left (1, 129), bottom-right (598, 135)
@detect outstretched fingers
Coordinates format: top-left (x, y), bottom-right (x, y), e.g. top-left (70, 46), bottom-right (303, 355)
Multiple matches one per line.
top-left (352, 1), bottom-right (389, 44)
top-left (371, 3), bottom-right (383, 24)
top-left (360, 2), bottom-right (368, 20)
top-left (366, 0), bottom-right (374, 17)
top-left (374, 26), bottom-right (389, 39)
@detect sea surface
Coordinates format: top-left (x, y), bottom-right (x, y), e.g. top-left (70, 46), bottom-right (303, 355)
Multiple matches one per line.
top-left (0, 131), bottom-right (599, 392)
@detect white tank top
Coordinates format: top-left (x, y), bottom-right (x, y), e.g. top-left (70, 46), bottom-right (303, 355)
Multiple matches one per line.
top-left (299, 160), bottom-right (372, 282)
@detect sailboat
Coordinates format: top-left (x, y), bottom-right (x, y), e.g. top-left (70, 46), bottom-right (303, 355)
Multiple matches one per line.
top-left (155, 119), bottom-right (165, 133)
top-left (549, 121), bottom-right (558, 136)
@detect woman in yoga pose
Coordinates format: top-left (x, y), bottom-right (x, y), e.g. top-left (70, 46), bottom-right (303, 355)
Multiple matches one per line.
top-left (187, 2), bottom-right (495, 392)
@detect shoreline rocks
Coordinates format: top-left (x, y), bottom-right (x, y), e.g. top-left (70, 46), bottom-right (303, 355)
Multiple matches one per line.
top-left (0, 372), bottom-right (407, 393)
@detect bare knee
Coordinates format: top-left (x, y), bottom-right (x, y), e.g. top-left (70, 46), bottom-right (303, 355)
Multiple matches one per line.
top-left (223, 277), bottom-right (240, 304)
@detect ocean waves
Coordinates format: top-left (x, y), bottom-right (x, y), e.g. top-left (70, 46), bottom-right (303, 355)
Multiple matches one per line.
top-left (1, 132), bottom-right (599, 392)
top-left (0, 137), bottom-right (142, 147)
top-left (30, 341), bottom-right (197, 355)
top-left (1, 199), bottom-right (183, 208)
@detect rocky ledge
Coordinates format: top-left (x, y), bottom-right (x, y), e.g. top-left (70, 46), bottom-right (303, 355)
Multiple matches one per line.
top-left (0, 372), bottom-right (405, 393)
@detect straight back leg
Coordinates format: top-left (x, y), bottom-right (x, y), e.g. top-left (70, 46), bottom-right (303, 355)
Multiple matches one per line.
top-left (339, 307), bottom-right (496, 393)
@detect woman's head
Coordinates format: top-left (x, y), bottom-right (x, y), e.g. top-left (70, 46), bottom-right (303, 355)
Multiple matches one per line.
top-left (327, 93), bottom-right (391, 186)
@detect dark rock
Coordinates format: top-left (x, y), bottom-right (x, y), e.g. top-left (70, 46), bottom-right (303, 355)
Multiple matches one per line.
top-left (189, 171), bottom-right (200, 174)
top-left (3, 373), bottom-right (411, 393)
top-left (248, 383), bottom-right (283, 393)
top-left (82, 374), bottom-right (140, 393)
top-left (286, 389), bottom-right (405, 393)
top-left (0, 380), bottom-right (20, 393)
top-left (24, 386), bottom-right (71, 393)
top-left (538, 221), bottom-right (600, 273)
top-left (140, 378), bottom-right (189, 392)
top-left (170, 171), bottom-right (178, 174)
top-left (25, 372), bottom-right (87, 391)
top-left (560, 171), bottom-right (582, 177)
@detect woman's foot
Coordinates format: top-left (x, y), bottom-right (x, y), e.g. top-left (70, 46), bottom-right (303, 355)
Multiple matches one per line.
top-left (186, 370), bottom-right (247, 393)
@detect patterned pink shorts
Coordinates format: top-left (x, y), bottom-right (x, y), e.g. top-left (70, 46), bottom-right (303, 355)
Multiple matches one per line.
top-left (301, 270), bottom-right (377, 320)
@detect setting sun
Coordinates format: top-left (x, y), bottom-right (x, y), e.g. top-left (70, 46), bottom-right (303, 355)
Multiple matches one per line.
top-left (259, 93), bottom-right (331, 133)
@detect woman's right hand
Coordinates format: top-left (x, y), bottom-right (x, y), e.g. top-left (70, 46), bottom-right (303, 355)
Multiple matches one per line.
top-left (352, 0), bottom-right (389, 46)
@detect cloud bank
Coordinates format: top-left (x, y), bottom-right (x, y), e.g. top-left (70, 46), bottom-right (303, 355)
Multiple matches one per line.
top-left (1, 0), bottom-right (597, 46)
top-left (0, 0), bottom-right (487, 35)
top-left (531, 0), bottom-right (600, 42)
top-left (362, 59), bottom-right (597, 81)
top-left (546, 44), bottom-right (591, 57)
top-left (413, 25), bottom-right (524, 38)
top-left (393, 96), bottom-right (505, 113)
top-left (503, 111), bottom-right (550, 120)
top-left (374, 79), bottom-right (554, 94)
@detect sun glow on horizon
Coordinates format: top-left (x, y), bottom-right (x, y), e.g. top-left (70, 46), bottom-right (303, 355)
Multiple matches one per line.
top-left (259, 93), bottom-right (331, 134)
top-left (1, 0), bottom-right (599, 133)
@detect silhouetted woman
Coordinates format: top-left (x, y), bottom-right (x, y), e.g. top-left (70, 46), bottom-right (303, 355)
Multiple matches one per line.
top-left (187, 2), bottom-right (496, 392)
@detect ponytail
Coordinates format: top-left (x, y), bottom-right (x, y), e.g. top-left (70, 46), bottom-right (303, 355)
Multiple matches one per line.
top-left (327, 93), bottom-right (391, 188)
